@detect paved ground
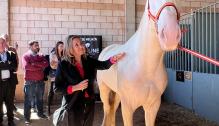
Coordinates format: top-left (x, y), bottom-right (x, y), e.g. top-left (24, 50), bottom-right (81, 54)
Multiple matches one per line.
top-left (1, 102), bottom-right (218, 126)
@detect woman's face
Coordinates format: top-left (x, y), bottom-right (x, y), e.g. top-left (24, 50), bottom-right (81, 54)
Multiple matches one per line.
top-left (70, 38), bottom-right (84, 57)
top-left (58, 43), bottom-right (64, 52)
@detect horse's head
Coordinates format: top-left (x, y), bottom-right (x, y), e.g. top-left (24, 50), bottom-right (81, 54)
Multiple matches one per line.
top-left (147, 0), bottom-right (181, 51)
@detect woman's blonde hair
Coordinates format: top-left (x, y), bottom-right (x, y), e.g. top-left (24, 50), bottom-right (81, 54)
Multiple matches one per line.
top-left (63, 35), bottom-right (87, 64)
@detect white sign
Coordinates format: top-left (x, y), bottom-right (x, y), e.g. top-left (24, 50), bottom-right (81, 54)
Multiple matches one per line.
top-left (1, 70), bottom-right (10, 80)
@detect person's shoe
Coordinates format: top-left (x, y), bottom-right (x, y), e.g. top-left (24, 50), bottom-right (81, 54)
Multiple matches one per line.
top-left (31, 107), bottom-right (37, 113)
top-left (13, 105), bottom-right (17, 112)
top-left (24, 119), bottom-right (31, 125)
top-left (8, 121), bottom-right (16, 126)
top-left (38, 114), bottom-right (48, 119)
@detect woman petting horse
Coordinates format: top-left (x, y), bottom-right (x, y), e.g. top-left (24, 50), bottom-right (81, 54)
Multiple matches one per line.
top-left (54, 35), bottom-right (125, 126)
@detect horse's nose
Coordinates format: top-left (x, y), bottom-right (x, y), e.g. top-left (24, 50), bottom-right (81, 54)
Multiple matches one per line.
top-left (164, 25), bottom-right (181, 42)
top-left (158, 24), bottom-right (181, 50)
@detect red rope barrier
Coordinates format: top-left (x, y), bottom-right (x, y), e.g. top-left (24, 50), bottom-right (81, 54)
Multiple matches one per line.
top-left (178, 45), bottom-right (219, 67)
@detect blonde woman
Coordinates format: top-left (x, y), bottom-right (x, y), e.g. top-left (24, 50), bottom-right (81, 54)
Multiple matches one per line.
top-left (54, 35), bottom-right (125, 126)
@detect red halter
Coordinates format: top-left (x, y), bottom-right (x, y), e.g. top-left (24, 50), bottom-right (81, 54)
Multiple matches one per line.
top-left (147, 0), bottom-right (180, 23)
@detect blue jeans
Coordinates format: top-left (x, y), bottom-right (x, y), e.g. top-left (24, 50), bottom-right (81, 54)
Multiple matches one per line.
top-left (24, 81), bottom-right (45, 120)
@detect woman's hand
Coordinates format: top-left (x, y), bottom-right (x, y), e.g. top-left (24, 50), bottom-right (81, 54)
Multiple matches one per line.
top-left (72, 79), bottom-right (88, 92)
top-left (111, 52), bottom-right (126, 63)
top-left (50, 60), bottom-right (58, 69)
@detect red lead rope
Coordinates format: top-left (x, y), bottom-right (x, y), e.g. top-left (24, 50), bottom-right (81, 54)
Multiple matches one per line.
top-left (179, 29), bottom-right (219, 67)
top-left (178, 45), bottom-right (219, 67)
top-left (147, 0), bottom-right (219, 67)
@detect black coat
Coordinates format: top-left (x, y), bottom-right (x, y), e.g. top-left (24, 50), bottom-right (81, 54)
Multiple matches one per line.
top-left (0, 51), bottom-right (18, 85)
top-left (54, 56), bottom-right (112, 108)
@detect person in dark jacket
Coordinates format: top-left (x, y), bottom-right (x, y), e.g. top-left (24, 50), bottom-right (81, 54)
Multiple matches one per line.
top-left (54, 35), bottom-right (125, 126)
top-left (3, 34), bottom-right (19, 112)
top-left (0, 35), bottom-right (18, 126)
top-left (47, 41), bottom-right (64, 115)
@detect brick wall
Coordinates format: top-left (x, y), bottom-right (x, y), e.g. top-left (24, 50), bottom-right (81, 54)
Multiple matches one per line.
top-left (179, 0), bottom-right (218, 14)
top-left (136, 0), bottom-right (145, 28)
top-left (9, 0), bottom-right (125, 101)
top-left (0, 0), bottom-right (8, 34)
top-left (135, 0), bottom-right (218, 28)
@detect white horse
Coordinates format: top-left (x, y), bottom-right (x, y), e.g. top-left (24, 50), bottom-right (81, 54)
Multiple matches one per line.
top-left (97, 0), bottom-right (181, 126)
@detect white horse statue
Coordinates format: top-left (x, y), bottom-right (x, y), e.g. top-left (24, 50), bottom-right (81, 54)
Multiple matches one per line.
top-left (97, 0), bottom-right (181, 126)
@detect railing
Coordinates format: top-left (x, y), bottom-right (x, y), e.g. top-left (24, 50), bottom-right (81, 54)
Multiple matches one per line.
top-left (165, 2), bottom-right (219, 74)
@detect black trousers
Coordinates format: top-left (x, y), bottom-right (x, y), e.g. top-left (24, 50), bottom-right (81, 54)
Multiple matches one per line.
top-left (0, 81), bottom-right (15, 123)
top-left (47, 81), bottom-right (54, 115)
top-left (68, 100), bottom-right (95, 126)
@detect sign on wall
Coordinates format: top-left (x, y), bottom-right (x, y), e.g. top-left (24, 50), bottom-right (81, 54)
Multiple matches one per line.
top-left (184, 71), bottom-right (192, 80)
top-left (80, 35), bottom-right (102, 59)
top-left (68, 35), bottom-right (102, 59)
top-left (176, 71), bottom-right (184, 82)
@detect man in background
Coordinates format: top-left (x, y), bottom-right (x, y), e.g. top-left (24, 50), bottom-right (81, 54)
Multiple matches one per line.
top-left (3, 34), bottom-right (18, 112)
top-left (0, 34), bottom-right (18, 126)
top-left (22, 40), bottom-right (48, 125)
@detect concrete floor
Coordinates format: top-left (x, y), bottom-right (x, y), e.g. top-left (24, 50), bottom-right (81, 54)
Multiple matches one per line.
top-left (2, 103), bottom-right (53, 126)
top-left (2, 102), bottom-right (218, 126)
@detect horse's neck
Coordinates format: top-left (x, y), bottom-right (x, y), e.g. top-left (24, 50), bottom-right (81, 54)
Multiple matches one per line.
top-left (126, 12), bottom-right (165, 77)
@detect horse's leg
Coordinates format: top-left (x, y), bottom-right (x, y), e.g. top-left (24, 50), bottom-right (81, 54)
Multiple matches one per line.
top-left (110, 93), bottom-right (120, 126)
top-left (143, 98), bottom-right (161, 126)
top-left (121, 98), bottom-right (134, 126)
top-left (99, 82), bottom-right (118, 126)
